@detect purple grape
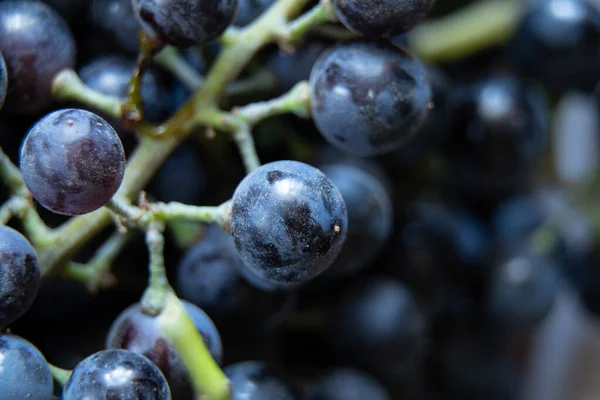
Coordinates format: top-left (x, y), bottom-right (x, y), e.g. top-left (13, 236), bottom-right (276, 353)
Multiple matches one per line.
top-left (0, 51), bottom-right (6, 111)
top-left (20, 108), bottom-right (126, 216)
top-left (0, 0), bottom-right (76, 114)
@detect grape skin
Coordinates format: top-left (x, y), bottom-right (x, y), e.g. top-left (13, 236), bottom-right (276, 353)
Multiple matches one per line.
top-left (0, 0), bottom-right (76, 114)
top-left (132, 0), bottom-right (238, 48)
top-left (307, 368), bottom-right (391, 400)
top-left (310, 41), bottom-right (432, 157)
top-left (234, 0), bottom-right (274, 26)
top-left (330, 0), bottom-right (436, 38)
top-left (20, 108), bottom-right (126, 216)
top-left (91, 0), bottom-right (142, 53)
top-left (230, 160), bottom-right (348, 284)
top-left (63, 349), bottom-right (171, 400)
top-left (0, 52), bottom-right (6, 111)
top-left (0, 335), bottom-right (53, 400)
top-left (0, 225), bottom-right (40, 328)
top-left (106, 301), bottom-right (222, 400)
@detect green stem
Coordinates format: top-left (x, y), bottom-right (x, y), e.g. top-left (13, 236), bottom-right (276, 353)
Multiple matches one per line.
top-left (282, 3), bottom-right (333, 43)
top-left (233, 126), bottom-right (261, 173)
top-left (49, 364), bottom-right (72, 387)
top-left (154, 46), bottom-right (204, 90)
top-left (64, 231), bottom-right (131, 292)
top-left (158, 292), bottom-right (231, 400)
top-left (0, 196), bottom-right (27, 225)
top-left (225, 68), bottom-right (279, 98)
top-left (409, 0), bottom-right (523, 63)
top-left (235, 81), bottom-right (310, 124)
top-left (51, 69), bottom-right (122, 119)
top-left (141, 224), bottom-right (170, 315)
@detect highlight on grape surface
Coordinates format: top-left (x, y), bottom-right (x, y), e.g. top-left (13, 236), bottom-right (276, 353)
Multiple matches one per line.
top-left (0, 0), bottom-right (598, 399)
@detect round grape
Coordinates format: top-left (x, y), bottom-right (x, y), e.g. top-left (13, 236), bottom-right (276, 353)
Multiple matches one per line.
top-left (131, 0), bottom-right (238, 48)
top-left (63, 349), bottom-right (171, 400)
top-left (330, 0), bottom-right (436, 38)
top-left (307, 368), bottom-right (391, 400)
top-left (0, 51), bottom-right (6, 111)
top-left (106, 301), bottom-right (222, 400)
top-left (20, 108), bottom-right (126, 216)
top-left (0, 225), bottom-right (40, 328)
top-left (224, 361), bottom-right (303, 400)
top-left (0, 1), bottom-right (76, 114)
top-left (320, 163), bottom-right (393, 276)
top-left (176, 225), bottom-right (295, 335)
top-left (91, 0), bottom-right (142, 53)
top-left (310, 41), bottom-right (431, 157)
top-left (230, 160), bottom-right (347, 283)
top-left (0, 335), bottom-right (53, 400)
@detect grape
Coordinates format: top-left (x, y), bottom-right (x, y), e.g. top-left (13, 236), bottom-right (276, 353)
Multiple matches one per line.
top-left (106, 301), bottom-right (222, 400)
top-left (310, 41), bottom-right (432, 157)
top-left (307, 368), bottom-right (391, 400)
top-left (0, 0), bottom-right (76, 114)
top-left (0, 225), bottom-right (40, 328)
top-left (320, 163), bottom-right (393, 276)
top-left (0, 51), bottom-right (6, 111)
top-left (328, 276), bottom-right (425, 374)
top-left (486, 249), bottom-right (559, 332)
top-left (91, 0), bottom-right (141, 53)
top-left (0, 334), bottom-right (53, 400)
top-left (176, 225), bottom-right (295, 335)
top-left (230, 160), bottom-right (347, 283)
top-left (224, 361), bottom-right (303, 400)
top-left (234, 0), bottom-right (274, 26)
top-left (509, 0), bottom-right (600, 92)
top-left (445, 74), bottom-right (549, 198)
top-left (79, 55), bottom-right (171, 123)
top-left (20, 108), bottom-right (126, 216)
top-left (330, 0), bottom-right (436, 38)
top-left (63, 349), bottom-right (171, 400)
top-left (131, 0), bottom-right (238, 48)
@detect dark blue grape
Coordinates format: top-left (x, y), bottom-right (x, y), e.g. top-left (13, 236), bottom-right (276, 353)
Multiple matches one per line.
top-left (328, 276), bottom-right (425, 374)
top-left (234, 0), bottom-right (274, 26)
top-left (43, 0), bottom-right (88, 21)
top-left (307, 368), bottom-right (391, 400)
top-left (0, 225), bottom-right (40, 328)
top-left (176, 225), bottom-right (295, 334)
top-left (445, 74), bottom-right (549, 198)
top-left (0, 51), bottom-right (6, 111)
top-left (224, 361), bottom-right (303, 400)
top-left (63, 349), bottom-right (171, 400)
top-left (320, 163), bottom-right (392, 276)
top-left (486, 249), bottom-right (559, 332)
top-left (0, 335), bottom-right (53, 400)
top-left (20, 108), bottom-right (126, 216)
top-left (310, 41), bottom-right (432, 157)
top-left (131, 0), bottom-right (238, 48)
top-left (106, 301), bottom-right (221, 400)
top-left (509, 0), bottom-right (600, 93)
top-left (0, 0), bottom-right (76, 114)
top-left (230, 160), bottom-right (347, 283)
top-left (330, 0), bottom-right (435, 38)
top-left (91, 0), bottom-right (141, 53)
top-left (79, 55), bottom-right (171, 123)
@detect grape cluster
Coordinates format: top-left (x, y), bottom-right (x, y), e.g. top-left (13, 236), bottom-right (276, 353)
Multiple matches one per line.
top-left (0, 0), bottom-right (599, 399)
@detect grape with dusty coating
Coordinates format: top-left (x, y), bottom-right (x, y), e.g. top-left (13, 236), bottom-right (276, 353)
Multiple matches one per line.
top-left (310, 41), bottom-right (431, 157)
top-left (0, 335), bottom-right (53, 400)
top-left (0, 225), bottom-right (40, 328)
top-left (224, 361), bottom-right (303, 400)
top-left (63, 349), bottom-right (171, 400)
top-left (106, 301), bottom-right (222, 400)
top-left (330, 0), bottom-right (436, 38)
top-left (20, 108), bottom-right (126, 216)
top-left (131, 0), bottom-right (238, 48)
top-left (230, 160), bottom-right (347, 283)
top-left (0, 1), bottom-right (76, 114)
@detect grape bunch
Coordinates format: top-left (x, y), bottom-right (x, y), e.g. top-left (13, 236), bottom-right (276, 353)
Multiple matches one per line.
top-left (0, 0), bottom-right (598, 399)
